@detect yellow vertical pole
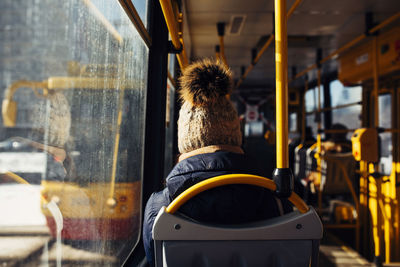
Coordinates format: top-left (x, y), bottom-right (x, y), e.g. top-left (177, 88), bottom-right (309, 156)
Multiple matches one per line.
top-left (215, 45), bottom-right (221, 62)
top-left (360, 160), bottom-right (369, 256)
top-left (373, 37), bottom-right (379, 127)
top-left (381, 91), bottom-right (394, 263)
top-left (370, 35), bottom-right (383, 264)
top-left (396, 88), bottom-right (400, 261)
top-left (369, 172), bottom-right (381, 262)
top-left (215, 52), bottom-right (221, 61)
top-left (301, 79), bottom-right (308, 141)
top-left (219, 36), bottom-right (228, 67)
top-left (274, 0), bottom-right (289, 169)
top-left (317, 68), bottom-right (322, 211)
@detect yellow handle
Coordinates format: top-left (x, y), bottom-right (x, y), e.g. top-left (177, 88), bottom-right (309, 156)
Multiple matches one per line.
top-left (166, 174), bottom-right (309, 214)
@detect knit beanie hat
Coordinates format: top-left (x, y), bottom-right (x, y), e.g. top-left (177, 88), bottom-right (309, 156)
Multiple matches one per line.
top-left (177, 58), bottom-right (242, 154)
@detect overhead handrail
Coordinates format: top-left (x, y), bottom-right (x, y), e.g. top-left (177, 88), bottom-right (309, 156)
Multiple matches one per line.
top-left (165, 174), bottom-right (309, 214)
top-left (236, 0), bottom-right (303, 88)
top-left (291, 12), bottom-right (400, 82)
top-left (159, 0), bottom-right (189, 69)
top-left (317, 127), bottom-right (400, 134)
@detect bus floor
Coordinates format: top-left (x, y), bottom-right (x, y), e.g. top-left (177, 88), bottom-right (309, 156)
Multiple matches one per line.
top-left (318, 231), bottom-right (400, 267)
top-left (2, 226), bottom-right (400, 266)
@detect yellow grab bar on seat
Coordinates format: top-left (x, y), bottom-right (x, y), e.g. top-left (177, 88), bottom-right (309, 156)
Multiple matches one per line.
top-left (166, 174), bottom-right (309, 214)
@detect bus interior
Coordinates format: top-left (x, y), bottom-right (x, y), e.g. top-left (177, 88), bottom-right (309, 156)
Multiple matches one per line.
top-left (0, 0), bottom-right (400, 266)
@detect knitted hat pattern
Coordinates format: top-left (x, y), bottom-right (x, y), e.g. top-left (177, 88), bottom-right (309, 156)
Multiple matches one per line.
top-left (177, 58), bottom-right (242, 154)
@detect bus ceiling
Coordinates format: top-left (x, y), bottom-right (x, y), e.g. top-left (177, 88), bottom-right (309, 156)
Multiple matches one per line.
top-left (170, 0), bottom-right (400, 94)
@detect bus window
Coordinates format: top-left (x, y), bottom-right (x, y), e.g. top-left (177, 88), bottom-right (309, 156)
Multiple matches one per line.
top-left (305, 86), bottom-right (324, 139)
top-left (330, 80), bottom-right (362, 106)
top-left (131, 0), bottom-right (150, 28)
top-left (379, 94), bottom-right (392, 175)
top-left (0, 0), bottom-right (149, 265)
top-left (164, 54), bottom-right (177, 177)
top-left (164, 79), bottom-right (176, 177)
top-left (245, 121), bottom-right (264, 137)
top-left (306, 114), bottom-right (324, 139)
top-left (305, 86), bottom-right (324, 113)
top-left (330, 80), bottom-right (362, 139)
top-left (289, 112), bottom-right (297, 132)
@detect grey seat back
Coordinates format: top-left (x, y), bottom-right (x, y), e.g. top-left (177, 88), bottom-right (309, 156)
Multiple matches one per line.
top-left (153, 206), bottom-right (323, 267)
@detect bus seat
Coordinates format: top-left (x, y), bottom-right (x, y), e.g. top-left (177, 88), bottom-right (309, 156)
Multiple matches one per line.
top-left (294, 144), bottom-right (316, 181)
top-left (320, 152), bottom-right (356, 194)
top-left (152, 174), bottom-right (323, 267)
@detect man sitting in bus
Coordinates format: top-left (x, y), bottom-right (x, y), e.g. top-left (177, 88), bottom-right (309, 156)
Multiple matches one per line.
top-left (143, 59), bottom-right (291, 266)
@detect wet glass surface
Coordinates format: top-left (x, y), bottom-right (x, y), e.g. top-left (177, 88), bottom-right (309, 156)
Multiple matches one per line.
top-left (0, 0), bottom-right (148, 265)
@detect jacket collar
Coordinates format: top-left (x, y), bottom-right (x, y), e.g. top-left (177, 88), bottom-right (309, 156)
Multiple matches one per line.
top-left (178, 145), bottom-right (244, 162)
top-left (166, 151), bottom-right (257, 198)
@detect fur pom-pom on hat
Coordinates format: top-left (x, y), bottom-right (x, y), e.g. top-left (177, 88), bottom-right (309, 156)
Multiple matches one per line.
top-left (177, 59), bottom-right (242, 154)
top-left (179, 58), bottom-right (232, 106)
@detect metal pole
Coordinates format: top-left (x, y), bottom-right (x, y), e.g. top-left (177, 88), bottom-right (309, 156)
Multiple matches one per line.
top-left (373, 37), bottom-right (379, 128)
top-left (159, 0), bottom-right (188, 69)
top-left (301, 78), bottom-right (308, 141)
top-left (316, 68), bottom-right (323, 211)
top-left (272, 0), bottom-right (293, 198)
top-left (275, 0), bottom-right (289, 168)
top-left (372, 35), bottom-right (384, 266)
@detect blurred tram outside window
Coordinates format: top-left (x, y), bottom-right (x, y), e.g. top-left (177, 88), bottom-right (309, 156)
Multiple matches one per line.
top-left (0, 0), bottom-right (149, 266)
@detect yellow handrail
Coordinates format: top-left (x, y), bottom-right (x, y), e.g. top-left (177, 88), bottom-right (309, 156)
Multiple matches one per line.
top-left (159, 0), bottom-right (188, 69)
top-left (275, 0), bottom-right (289, 168)
top-left (316, 68), bottom-right (322, 211)
top-left (236, 0), bottom-right (303, 88)
top-left (218, 35), bottom-right (228, 67)
top-left (166, 174), bottom-right (309, 214)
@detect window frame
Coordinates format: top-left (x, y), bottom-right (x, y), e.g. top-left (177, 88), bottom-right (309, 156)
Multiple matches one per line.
top-left (123, 0), bottom-right (170, 265)
top-left (118, 0), bottom-right (152, 48)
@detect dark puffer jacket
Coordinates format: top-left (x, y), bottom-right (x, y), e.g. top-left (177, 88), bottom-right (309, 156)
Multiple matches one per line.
top-left (143, 151), bottom-right (291, 266)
